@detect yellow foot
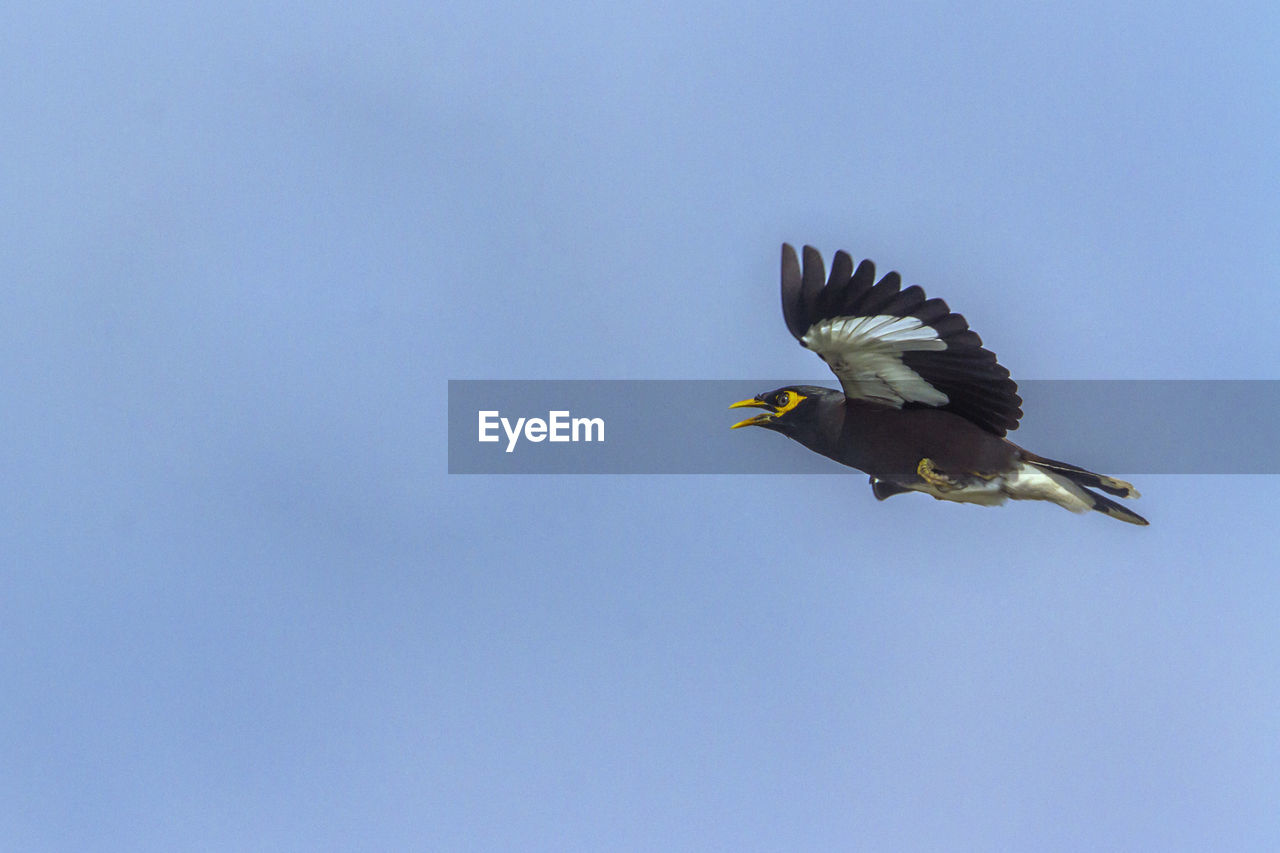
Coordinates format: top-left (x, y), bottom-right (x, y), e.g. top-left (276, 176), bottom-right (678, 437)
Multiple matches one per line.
top-left (917, 457), bottom-right (958, 491)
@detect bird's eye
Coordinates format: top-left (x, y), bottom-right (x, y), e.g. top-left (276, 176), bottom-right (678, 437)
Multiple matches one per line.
top-left (775, 392), bottom-right (790, 407)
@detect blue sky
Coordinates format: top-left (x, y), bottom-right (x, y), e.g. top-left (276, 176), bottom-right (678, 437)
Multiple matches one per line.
top-left (4, 1), bottom-right (1279, 849)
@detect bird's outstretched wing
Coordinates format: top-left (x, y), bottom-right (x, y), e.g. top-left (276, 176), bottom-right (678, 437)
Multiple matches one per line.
top-left (781, 243), bottom-right (1022, 436)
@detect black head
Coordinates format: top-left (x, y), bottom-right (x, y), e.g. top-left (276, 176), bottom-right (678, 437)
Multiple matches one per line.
top-left (728, 386), bottom-right (821, 433)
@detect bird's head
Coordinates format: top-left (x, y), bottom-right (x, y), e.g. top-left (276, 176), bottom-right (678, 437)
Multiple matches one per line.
top-left (728, 387), bottom-right (817, 433)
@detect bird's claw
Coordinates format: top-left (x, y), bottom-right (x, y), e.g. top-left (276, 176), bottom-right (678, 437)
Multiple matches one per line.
top-left (917, 457), bottom-right (959, 491)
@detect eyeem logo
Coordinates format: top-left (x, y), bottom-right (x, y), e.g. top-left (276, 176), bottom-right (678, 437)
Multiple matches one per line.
top-left (478, 410), bottom-right (605, 453)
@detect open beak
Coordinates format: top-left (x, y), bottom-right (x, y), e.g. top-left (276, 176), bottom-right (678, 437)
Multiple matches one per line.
top-left (729, 397), bottom-right (777, 429)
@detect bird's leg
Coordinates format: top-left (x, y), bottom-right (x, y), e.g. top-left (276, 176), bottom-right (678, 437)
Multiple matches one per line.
top-left (916, 457), bottom-right (959, 492)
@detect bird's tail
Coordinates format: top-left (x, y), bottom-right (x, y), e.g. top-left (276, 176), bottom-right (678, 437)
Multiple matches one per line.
top-left (1022, 452), bottom-right (1148, 526)
top-left (1080, 488), bottom-right (1149, 526)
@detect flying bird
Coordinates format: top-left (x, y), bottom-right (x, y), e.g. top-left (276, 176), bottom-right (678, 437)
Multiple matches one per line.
top-left (730, 244), bottom-right (1147, 525)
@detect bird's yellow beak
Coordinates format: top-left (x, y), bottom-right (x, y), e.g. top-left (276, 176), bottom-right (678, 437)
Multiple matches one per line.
top-left (729, 398), bottom-right (777, 429)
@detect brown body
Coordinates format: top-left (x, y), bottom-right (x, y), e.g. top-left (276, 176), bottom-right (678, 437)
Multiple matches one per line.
top-left (733, 385), bottom-right (1146, 523)
top-left (764, 387), bottom-right (1017, 485)
top-left (823, 397), bottom-right (1018, 483)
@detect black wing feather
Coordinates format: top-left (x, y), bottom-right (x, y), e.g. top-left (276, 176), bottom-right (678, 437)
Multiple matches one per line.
top-left (878, 285), bottom-right (927, 318)
top-left (857, 272), bottom-right (904, 316)
top-left (780, 244), bottom-right (808, 339)
top-left (800, 245), bottom-right (826, 322)
top-left (779, 243), bottom-right (1023, 435)
top-left (828, 250), bottom-right (854, 290)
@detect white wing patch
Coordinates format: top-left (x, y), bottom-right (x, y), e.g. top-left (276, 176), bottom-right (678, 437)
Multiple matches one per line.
top-left (801, 314), bottom-right (949, 407)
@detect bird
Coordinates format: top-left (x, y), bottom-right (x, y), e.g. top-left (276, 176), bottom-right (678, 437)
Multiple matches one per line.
top-left (729, 244), bottom-right (1147, 525)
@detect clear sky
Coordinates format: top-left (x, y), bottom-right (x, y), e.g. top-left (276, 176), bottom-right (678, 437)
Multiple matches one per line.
top-left (4, 1), bottom-right (1279, 849)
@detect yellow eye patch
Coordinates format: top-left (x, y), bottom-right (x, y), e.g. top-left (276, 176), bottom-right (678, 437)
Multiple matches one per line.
top-left (728, 389), bottom-right (808, 429)
top-left (772, 390), bottom-right (806, 416)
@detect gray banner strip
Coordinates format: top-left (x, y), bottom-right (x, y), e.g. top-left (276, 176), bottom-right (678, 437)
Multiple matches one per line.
top-left (448, 380), bottom-right (1280, 474)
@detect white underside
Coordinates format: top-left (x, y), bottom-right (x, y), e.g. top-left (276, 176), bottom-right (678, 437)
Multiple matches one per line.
top-left (908, 463), bottom-right (1093, 513)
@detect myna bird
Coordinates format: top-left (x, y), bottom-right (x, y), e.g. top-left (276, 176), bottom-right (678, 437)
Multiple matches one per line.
top-left (730, 244), bottom-right (1147, 525)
